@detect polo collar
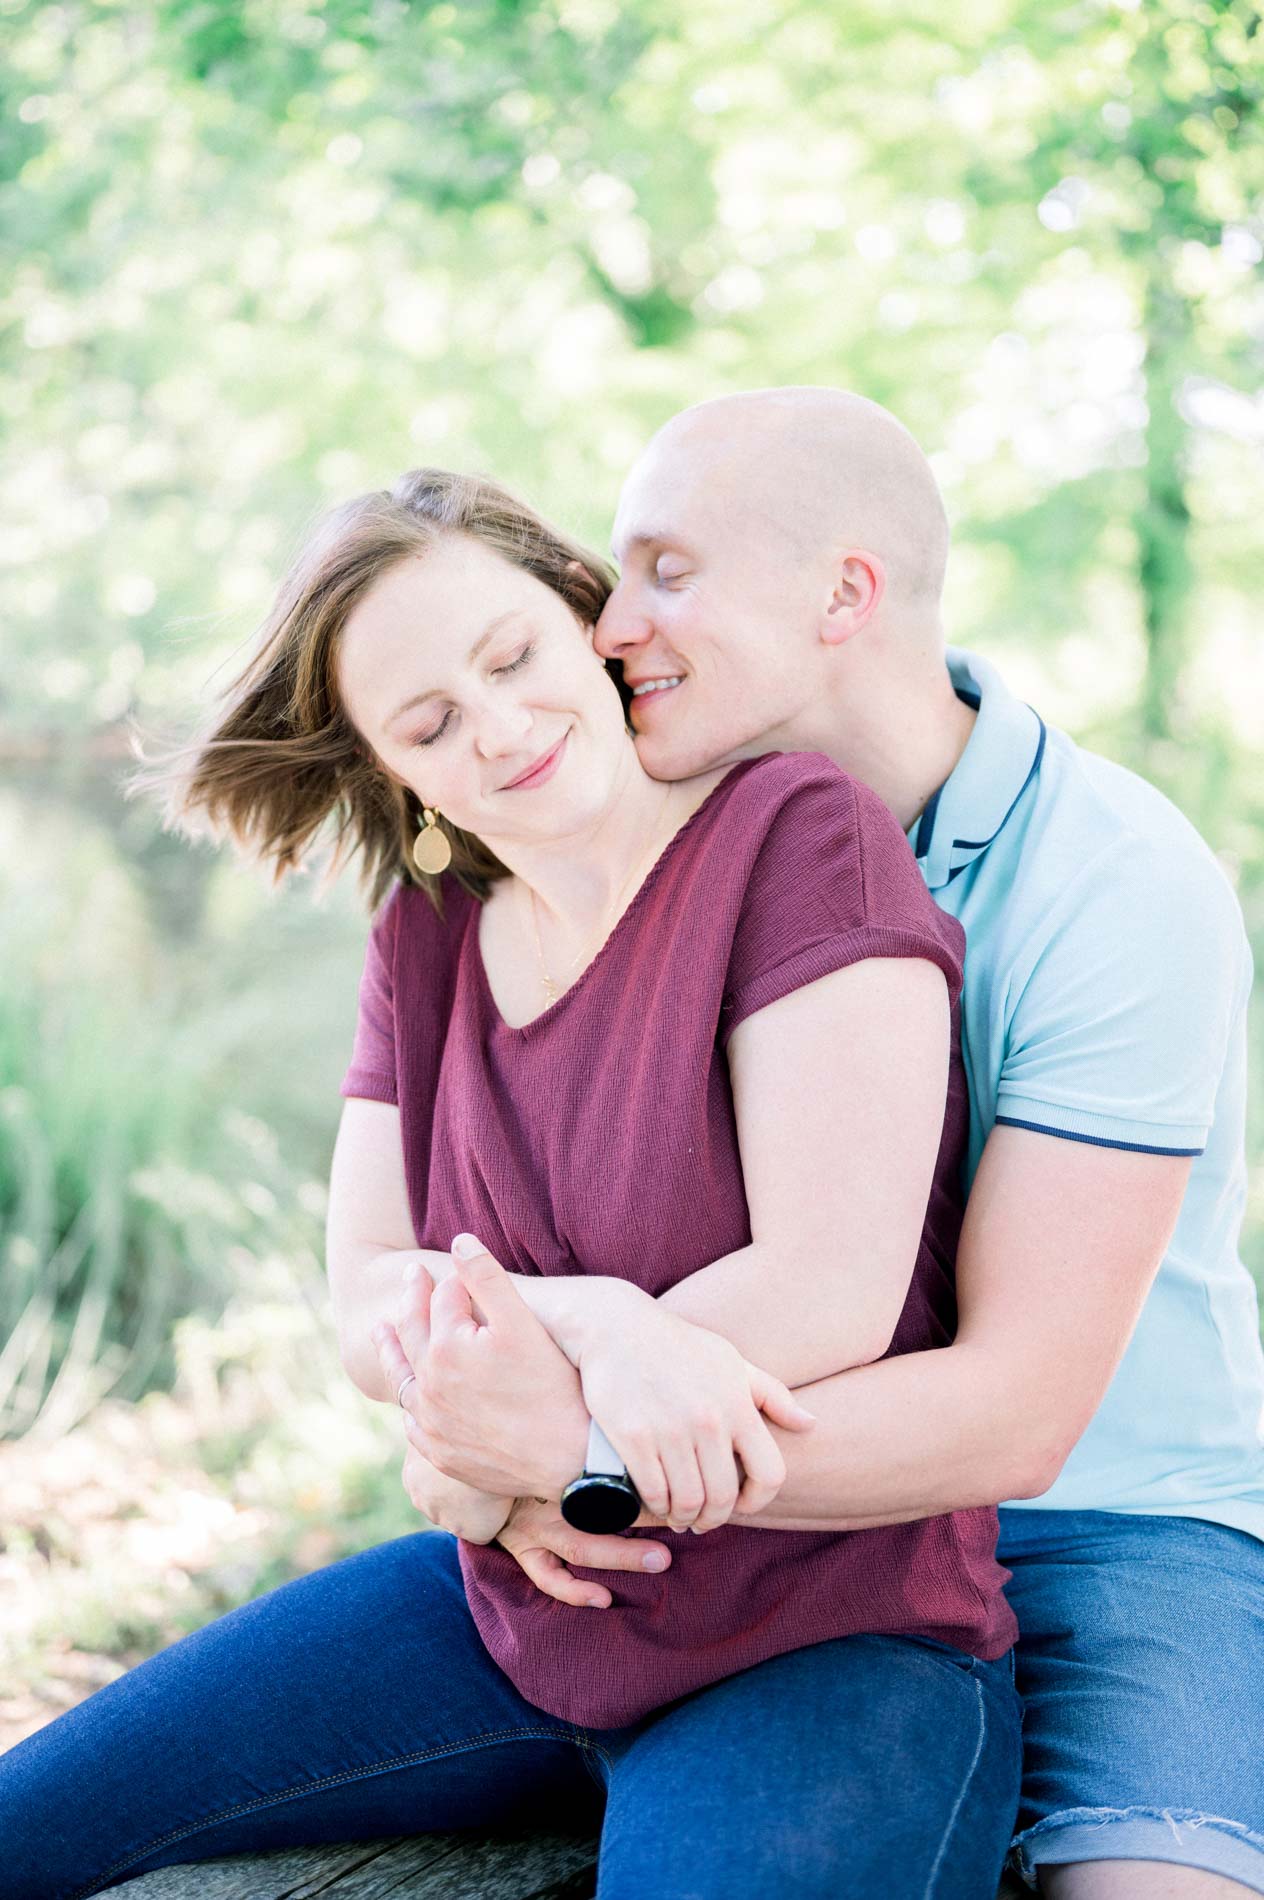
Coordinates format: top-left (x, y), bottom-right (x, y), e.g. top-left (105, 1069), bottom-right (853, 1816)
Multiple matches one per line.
top-left (911, 646), bottom-right (1046, 892)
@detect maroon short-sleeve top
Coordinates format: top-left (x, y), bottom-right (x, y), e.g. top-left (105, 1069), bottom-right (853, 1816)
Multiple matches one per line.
top-left (340, 752), bottom-right (1017, 1725)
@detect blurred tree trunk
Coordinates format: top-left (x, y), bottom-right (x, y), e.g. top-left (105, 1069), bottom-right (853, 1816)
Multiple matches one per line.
top-left (1137, 274), bottom-right (1195, 744)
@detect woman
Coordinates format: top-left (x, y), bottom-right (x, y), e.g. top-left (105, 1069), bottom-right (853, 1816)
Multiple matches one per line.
top-left (0, 469), bottom-right (1020, 1898)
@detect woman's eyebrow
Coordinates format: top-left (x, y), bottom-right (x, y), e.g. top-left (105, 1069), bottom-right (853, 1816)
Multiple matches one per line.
top-left (386, 611), bottom-right (524, 728)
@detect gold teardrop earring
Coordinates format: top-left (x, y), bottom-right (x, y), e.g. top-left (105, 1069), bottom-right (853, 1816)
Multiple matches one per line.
top-left (413, 807), bottom-right (452, 875)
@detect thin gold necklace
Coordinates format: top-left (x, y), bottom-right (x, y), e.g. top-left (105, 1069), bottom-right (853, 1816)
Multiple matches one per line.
top-left (525, 788), bottom-right (675, 1005)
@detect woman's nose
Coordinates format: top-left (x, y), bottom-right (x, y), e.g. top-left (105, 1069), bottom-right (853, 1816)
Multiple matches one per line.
top-left (473, 698), bottom-right (534, 757)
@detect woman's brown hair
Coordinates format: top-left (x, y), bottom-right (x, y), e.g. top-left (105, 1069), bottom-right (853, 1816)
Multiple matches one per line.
top-left (128, 469), bottom-right (616, 911)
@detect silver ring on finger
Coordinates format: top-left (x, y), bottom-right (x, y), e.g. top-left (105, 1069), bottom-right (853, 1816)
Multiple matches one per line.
top-left (396, 1371), bottom-right (417, 1409)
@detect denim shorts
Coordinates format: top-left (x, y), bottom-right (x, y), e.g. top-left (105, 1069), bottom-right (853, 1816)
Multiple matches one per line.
top-left (998, 1506), bottom-right (1264, 1893)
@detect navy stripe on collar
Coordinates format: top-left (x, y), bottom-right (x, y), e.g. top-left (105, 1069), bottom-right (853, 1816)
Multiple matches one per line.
top-left (949, 717), bottom-right (1046, 854)
top-left (914, 785), bottom-right (942, 861)
top-left (917, 713), bottom-right (1047, 871)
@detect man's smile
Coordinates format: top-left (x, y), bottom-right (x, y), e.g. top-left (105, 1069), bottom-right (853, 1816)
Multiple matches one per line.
top-left (627, 676), bottom-right (684, 728)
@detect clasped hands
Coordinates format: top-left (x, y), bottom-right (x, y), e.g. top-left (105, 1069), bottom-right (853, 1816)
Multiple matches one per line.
top-left (370, 1235), bottom-right (815, 1609)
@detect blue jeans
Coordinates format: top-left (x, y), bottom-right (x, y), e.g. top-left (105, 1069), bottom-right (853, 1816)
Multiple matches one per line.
top-left (0, 1529), bottom-right (1020, 1900)
top-left (1000, 1507), bottom-right (1264, 1893)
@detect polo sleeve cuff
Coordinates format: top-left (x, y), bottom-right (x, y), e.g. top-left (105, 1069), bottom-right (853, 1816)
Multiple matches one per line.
top-left (994, 1091), bottom-right (1206, 1157)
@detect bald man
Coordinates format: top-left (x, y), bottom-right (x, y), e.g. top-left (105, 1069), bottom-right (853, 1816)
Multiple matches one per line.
top-left (582, 388), bottom-right (1261, 1899)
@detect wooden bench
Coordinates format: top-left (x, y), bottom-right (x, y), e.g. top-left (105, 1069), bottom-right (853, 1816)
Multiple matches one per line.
top-left (103, 1829), bottom-right (1030, 1895)
top-left (104, 1828), bottom-right (602, 1897)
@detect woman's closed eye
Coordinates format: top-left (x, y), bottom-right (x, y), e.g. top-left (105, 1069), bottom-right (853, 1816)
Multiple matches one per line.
top-left (410, 645), bottom-right (536, 746)
top-left (412, 711), bottom-right (452, 748)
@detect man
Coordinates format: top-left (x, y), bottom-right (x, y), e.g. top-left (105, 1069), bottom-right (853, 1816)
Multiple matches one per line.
top-left (391, 388), bottom-right (1263, 1897)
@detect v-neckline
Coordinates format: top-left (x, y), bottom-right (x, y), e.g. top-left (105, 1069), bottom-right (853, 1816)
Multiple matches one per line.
top-left (472, 760), bottom-right (756, 1036)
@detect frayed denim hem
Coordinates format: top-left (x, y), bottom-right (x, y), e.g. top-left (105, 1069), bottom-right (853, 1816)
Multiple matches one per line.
top-left (1008, 1806), bottom-right (1264, 1894)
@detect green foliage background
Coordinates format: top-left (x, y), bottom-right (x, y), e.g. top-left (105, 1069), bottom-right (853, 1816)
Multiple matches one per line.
top-left (2, 0), bottom-right (1262, 1450)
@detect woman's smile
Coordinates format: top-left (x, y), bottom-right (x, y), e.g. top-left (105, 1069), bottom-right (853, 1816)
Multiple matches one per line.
top-left (497, 728), bottom-right (571, 792)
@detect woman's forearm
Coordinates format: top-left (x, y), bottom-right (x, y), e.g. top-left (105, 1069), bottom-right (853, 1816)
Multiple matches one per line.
top-left (654, 1241), bottom-right (895, 1383)
top-left (330, 1244), bottom-right (455, 1402)
top-left (509, 1241), bottom-right (893, 1388)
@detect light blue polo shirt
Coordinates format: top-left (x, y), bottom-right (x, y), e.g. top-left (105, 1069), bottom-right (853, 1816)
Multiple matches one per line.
top-left (910, 646), bottom-right (1264, 1539)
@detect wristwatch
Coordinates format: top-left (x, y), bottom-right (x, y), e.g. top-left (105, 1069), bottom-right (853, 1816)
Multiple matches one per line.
top-left (559, 1418), bottom-right (641, 1533)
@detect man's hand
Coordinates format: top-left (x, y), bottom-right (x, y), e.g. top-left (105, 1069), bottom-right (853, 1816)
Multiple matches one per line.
top-left (380, 1236), bottom-right (591, 1500)
top-left (495, 1497), bottom-right (674, 1609)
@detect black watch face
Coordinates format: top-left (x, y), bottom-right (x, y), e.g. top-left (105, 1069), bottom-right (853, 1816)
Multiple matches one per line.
top-left (561, 1475), bottom-right (640, 1535)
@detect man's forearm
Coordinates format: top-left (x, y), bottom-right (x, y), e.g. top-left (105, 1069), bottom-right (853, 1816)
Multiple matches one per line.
top-left (505, 1272), bottom-right (1047, 1523)
top-left (738, 1338), bottom-right (1051, 1528)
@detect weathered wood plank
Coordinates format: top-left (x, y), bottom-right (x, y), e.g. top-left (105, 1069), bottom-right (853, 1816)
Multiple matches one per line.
top-left (103, 1829), bottom-right (1029, 1897)
top-left (102, 1829), bottom-right (600, 1899)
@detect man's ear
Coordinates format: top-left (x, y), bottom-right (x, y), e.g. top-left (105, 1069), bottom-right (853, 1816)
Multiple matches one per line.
top-left (823, 552), bottom-right (885, 646)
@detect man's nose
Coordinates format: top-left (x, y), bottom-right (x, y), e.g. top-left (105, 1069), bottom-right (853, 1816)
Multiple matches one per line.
top-left (594, 585), bottom-right (653, 659)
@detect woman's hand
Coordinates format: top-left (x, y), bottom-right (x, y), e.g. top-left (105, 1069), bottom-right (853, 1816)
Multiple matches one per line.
top-left (400, 1433), bottom-right (516, 1544)
top-left (495, 1497), bottom-right (675, 1608)
top-left (372, 1250), bottom-right (590, 1500)
top-left (375, 1235), bottom-right (815, 1534)
top-left (375, 1316), bottom-right (516, 1542)
top-left (570, 1284), bottom-right (817, 1532)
